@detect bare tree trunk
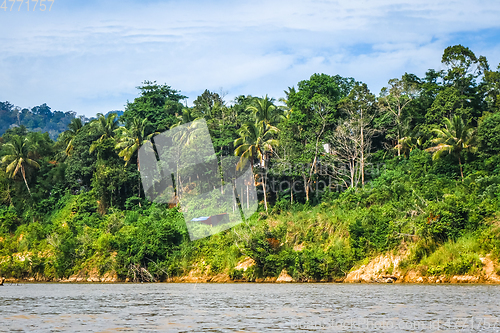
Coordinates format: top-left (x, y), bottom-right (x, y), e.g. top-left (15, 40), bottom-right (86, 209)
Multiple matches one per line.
top-left (137, 156), bottom-right (142, 207)
top-left (305, 115), bottom-right (326, 201)
top-left (7, 184), bottom-right (12, 206)
top-left (21, 166), bottom-right (31, 196)
top-left (303, 174), bottom-right (309, 202)
top-left (175, 162), bottom-right (182, 200)
top-left (459, 156), bottom-right (464, 181)
top-left (360, 107), bottom-right (365, 186)
top-left (263, 169), bottom-right (268, 212)
top-left (220, 146), bottom-right (224, 194)
top-left (350, 158), bottom-right (355, 188)
top-left (397, 105), bottom-right (401, 157)
top-left (240, 186), bottom-right (243, 209)
top-left (397, 133), bottom-right (401, 156)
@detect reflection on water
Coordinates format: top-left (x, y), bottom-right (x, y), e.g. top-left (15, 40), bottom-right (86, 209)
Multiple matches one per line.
top-left (1, 283), bottom-right (499, 332)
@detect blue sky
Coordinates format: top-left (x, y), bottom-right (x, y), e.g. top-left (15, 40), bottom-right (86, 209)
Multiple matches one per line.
top-left (1, 0), bottom-right (500, 117)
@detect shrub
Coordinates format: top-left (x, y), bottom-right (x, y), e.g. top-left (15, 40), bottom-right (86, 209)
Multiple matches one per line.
top-left (0, 207), bottom-right (21, 234)
top-left (426, 253), bottom-right (482, 276)
top-left (229, 268), bottom-right (244, 280)
top-left (349, 205), bottom-right (397, 257)
top-left (419, 195), bottom-right (472, 241)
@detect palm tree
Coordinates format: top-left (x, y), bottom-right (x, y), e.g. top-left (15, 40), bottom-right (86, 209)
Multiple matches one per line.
top-left (1, 136), bottom-right (40, 195)
top-left (426, 115), bottom-right (476, 180)
top-left (115, 118), bottom-right (157, 166)
top-left (89, 113), bottom-right (120, 154)
top-left (394, 131), bottom-right (423, 158)
top-left (278, 97), bottom-right (293, 120)
top-left (171, 118), bottom-right (212, 200)
top-left (115, 118), bottom-right (158, 202)
top-left (234, 121), bottom-right (279, 212)
top-left (64, 118), bottom-right (83, 156)
top-left (171, 117), bottom-right (207, 147)
top-left (246, 95), bottom-right (284, 126)
top-left (173, 108), bottom-right (201, 127)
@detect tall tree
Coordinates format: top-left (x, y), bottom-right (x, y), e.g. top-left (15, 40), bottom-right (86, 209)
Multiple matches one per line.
top-left (426, 115), bottom-right (477, 180)
top-left (63, 118), bottom-right (83, 156)
top-left (478, 112), bottom-right (500, 157)
top-left (339, 83), bottom-right (379, 186)
top-left (282, 74), bottom-right (355, 201)
top-left (122, 81), bottom-right (187, 131)
top-left (442, 44), bottom-right (487, 95)
top-left (1, 136), bottom-right (40, 195)
top-left (89, 113), bottom-right (120, 155)
top-left (192, 89), bottom-right (224, 120)
top-left (483, 64), bottom-right (500, 112)
top-left (234, 121), bottom-right (279, 211)
top-left (430, 45), bottom-right (489, 126)
top-left (379, 75), bottom-right (419, 156)
top-left (328, 118), bottom-right (363, 188)
top-left (116, 118), bottom-right (157, 166)
top-left (246, 95), bottom-right (284, 126)
top-left (287, 74), bottom-right (355, 115)
top-left (425, 86), bottom-right (472, 126)
top-left (173, 108), bottom-right (202, 126)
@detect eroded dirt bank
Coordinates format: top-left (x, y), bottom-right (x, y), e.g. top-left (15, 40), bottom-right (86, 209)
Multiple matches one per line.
top-left (3, 253), bottom-right (499, 284)
top-left (343, 254), bottom-right (500, 284)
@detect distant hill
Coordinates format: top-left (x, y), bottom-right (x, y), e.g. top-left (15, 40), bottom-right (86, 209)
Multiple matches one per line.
top-left (85, 110), bottom-right (124, 122)
top-left (106, 110), bottom-right (124, 118)
top-left (0, 101), bottom-right (123, 140)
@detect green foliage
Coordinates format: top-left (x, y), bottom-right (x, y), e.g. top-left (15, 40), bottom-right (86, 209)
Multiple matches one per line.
top-left (112, 206), bottom-right (188, 280)
top-left (64, 124), bottom-right (100, 189)
top-left (425, 87), bottom-right (473, 125)
top-left (88, 113), bottom-right (119, 154)
top-left (0, 207), bottom-right (20, 234)
top-left (419, 196), bottom-right (472, 241)
top-left (478, 112), bottom-right (500, 157)
top-left (121, 81), bottom-right (186, 132)
top-left (0, 102), bottom-right (78, 140)
top-left (349, 205), bottom-right (397, 257)
top-left (1, 46), bottom-right (500, 282)
top-left (2, 135), bottom-right (41, 195)
top-left (242, 226), bottom-right (282, 276)
top-left (421, 235), bottom-right (483, 276)
top-left (426, 115), bottom-right (477, 180)
top-left (478, 226), bottom-right (500, 259)
top-left (228, 267), bottom-right (244, 280)
top-left (287, 73), bottom-right (355, 114)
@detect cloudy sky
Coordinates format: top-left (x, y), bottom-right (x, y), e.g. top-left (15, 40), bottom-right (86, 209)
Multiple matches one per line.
top-left (1, 0), bottom-right (500, 117)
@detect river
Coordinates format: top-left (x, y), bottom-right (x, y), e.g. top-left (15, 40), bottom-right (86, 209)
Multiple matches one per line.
top-left (1, 283), bottom-right (499, 332)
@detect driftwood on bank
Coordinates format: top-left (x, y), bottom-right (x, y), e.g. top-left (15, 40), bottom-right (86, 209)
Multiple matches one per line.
top-left (128, 264), bottom-right (155, 282)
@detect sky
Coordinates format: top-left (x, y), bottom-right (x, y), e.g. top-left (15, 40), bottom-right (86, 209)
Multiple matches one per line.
top-left (1, 0), bottom-right (500, 117)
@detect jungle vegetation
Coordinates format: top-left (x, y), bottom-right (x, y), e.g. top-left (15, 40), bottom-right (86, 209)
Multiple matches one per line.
top-left (0, 45), bottom-right (499, 281)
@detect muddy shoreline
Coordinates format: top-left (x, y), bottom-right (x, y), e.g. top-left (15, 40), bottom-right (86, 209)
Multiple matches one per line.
top-left (3, 254), bottom-right (499, 285)
top-left (3, 273), bottom-right (500, 285)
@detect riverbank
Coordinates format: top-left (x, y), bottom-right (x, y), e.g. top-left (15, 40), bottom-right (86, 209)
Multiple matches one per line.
top-left (3, 252), bottom-right (499, 284)
top-left (1, 181), bottom-right (499, 285)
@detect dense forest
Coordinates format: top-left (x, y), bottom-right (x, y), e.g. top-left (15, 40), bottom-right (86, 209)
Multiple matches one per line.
top-left (0, 44), bottom-right (499, 282)
top-left (0, 102), bottom-right (81, 140)
top-left (0, 102), bottom-right (121, 140)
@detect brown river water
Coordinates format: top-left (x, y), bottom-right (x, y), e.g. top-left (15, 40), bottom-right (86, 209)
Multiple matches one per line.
top-left (0, 283), bottom-right (499, 332)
